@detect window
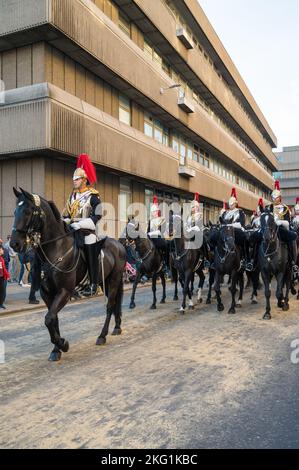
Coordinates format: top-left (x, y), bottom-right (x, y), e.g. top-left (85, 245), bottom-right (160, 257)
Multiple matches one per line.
top-left (144, 38), bottom-right (153, 58)
top-left (144, 112), bottom-right (153, 138)
top-left (119, 94), bottom-right (131, 125)
top-left (118, 11), bottom-right (131, 37)
top-left (154, 119), bottom-right (163, 144)
top-left (119, 178), bottom-right (132, 222)
top-left (172, 133), bottom-right (179, 154)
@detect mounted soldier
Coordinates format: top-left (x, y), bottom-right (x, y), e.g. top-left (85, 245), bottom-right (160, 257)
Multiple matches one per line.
top-left (251, 198), bottom-right (264, 230)
top-left (220, 188), bottom-right (253, 271)
top-left (267, 180), bottom-right (298, 274)
top-left (147, 195), bottom-right (168, 272)
top-left (292, 197), bottom-right (299, 231)
top-left (185, 192), bottom-right (202, 234)
top-left (62, 153), bottom-right (102, 296)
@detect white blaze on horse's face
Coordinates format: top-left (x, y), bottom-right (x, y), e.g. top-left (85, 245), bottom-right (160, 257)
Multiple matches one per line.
top-left (18, 201), bottom-right (24, 206)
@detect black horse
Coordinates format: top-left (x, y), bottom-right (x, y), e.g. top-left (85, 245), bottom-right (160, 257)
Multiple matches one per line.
top-left (259, 211), bottom-right (290, 320)
top-left (10, 188), bottom-right (126, 361)
top-left (209, 224), bottom-right (243, 314)
top-left (120, 219), bottom-right (168, 310)
top-left (169, 213), bottom-right (205, 314)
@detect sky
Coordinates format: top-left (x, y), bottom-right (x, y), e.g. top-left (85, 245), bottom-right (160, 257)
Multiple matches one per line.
top-left (198, 0), bottom-right (299, 150)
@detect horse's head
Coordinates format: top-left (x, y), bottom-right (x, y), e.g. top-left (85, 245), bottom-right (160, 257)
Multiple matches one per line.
top-left (207, 222), bottom-right (219, 244)
top-left (219, 224), bottom-right (235, 251)
top-left (119, 218), bottom-right (143, 247)
top-left (260, 211), bottom-right (277, 244)
top-left (10, 187), bottom-right (46, 253)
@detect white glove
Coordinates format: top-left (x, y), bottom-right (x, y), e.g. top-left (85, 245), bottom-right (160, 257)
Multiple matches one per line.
top-left (70, 222), bottom-right (81, 231)
top-left (70, 218), bottom-right (96, 231)
top-left (232, 222), bottom-right (242, 230)
top-left (63, 218), bottom-right (71, 225)
top-left (148, 230), bottom-right (161, 237)
top-left (276, 219), bottom-right (289, 229)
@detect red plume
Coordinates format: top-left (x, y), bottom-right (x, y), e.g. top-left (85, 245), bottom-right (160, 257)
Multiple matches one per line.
top-left (224, 202), bottom-right (228, 210)
top-left (77, 153), bottom-right (97, 185)
top-left (296, 197), bottom-right (299, 204)
top-left (194, 192), bottom-right (199, 202)
top-left (153, 195), bottom-right (158, 205)
top-left (274, 180), bottom-right (280, 191)
top-left (253, 210), bottom-right (257, 216)
top-left (258, 198), bottom-right (264, 208)
top-left (231, 187), bottom-right (237, 198)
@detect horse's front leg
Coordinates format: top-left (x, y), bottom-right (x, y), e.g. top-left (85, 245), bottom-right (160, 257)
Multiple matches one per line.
top-left (261, 270), bottom-right (271, 320)
top-left (129, 270), bottom-right (142, 309)
top-left (197, 270), bottom-right (205, 304)
top-left (160, 272), bottom-right (166, 304)
top-left (150, 274), bottom-right (157, 310)
top-left (44, 288), bottom-right (71, 362)
top-left (179, 270), bottom-right (191, 314)
top-left (206, 269), bottom-right (215, 304)
top-left (228, 270), bottom-right (237, 314)
top-left (214, 271), bottom-right (224, 312)
top-left (251, 270), bottom-right (259, 304)
top-left (172, 268), bottom-right (179, 301)
top-left (276, 272), bottom-right (285, 309)
top-left (236, 272), bottom-right (244, 307)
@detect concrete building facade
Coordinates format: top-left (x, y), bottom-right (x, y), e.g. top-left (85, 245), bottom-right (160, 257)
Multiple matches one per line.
top-left (0, 0), bottom-right (278, 237)
top-left (275, 146), bottom-right (299, 207)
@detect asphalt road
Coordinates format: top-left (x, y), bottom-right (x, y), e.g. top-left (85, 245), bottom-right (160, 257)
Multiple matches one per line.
top-left (1, 280), bottom-right (299, 449)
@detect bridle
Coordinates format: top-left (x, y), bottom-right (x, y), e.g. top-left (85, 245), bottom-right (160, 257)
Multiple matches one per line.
top-left (215, 225), bottom-right (236, 264)
top-left (260, 216), bottom-right (279, 259)
top-left (13, 194), bottom-right (80, 273)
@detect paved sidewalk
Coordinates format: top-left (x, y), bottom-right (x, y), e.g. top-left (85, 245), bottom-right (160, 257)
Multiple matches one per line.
top-left (0, 279), bottom-right (155, 316)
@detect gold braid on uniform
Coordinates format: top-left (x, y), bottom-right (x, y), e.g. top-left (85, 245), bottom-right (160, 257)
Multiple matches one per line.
top-left (274, 205), bottom-right (289, 220)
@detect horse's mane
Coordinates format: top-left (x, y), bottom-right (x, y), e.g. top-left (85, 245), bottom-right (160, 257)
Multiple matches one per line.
top-left (44, 199), bottom-right (69, 232)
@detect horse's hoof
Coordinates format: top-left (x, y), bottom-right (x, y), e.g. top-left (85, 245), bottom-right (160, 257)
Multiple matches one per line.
top-left (263, 313), bottom-right (271, 320)
top-left (217, 304), bottom-right (224, 312)
top-left (112, 328), bottom-right (122, 336)
top-left (188, 305), bottom-right (194, 310)
top-left (206, 298), bottom-right (211, 305)
top-left (297, 295), bottom-right (299, 301)
top-left (277, 302), bottom-right (284, 309)
top-left (150, 304), bottom-right (157, 310)
top-left (160, 299), bottom-right (166, 304)
top-left (251, 299), bottom-right (258, 305)
top-left (228, 308), bottom-right (236, 314)
top-left (236, 302), bottom-right (242, 308)
top-left (291, 287), bottom-right (297, 295)
top-left (129, 302), bottom-right (136, 309)
top-left (48, 350), bottom-right (61, 362)
top-left (197, 298), bottom-right (203, 304)
top-left (173, 296), bottom-right (179, 301)
top-left (60, 340), bottom-right (69, 353)
top-left (282, 304), bottom-right (289, 312)
top-left (96, 336), bottom-right (106, 346)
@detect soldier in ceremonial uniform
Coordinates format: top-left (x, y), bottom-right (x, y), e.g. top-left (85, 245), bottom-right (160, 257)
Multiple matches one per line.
top-left (267, 180), bottom-right (298, 272)
top-left (147, 196), bottom-right (168, 271)
top-left (220, 188), bottom-right (253, 271)
top-left (62, 154), bottom-right (102, 296)
top-left (292, 198), bottom-right (299, 231)
top-left (185, 192), bottom-right (202, 233)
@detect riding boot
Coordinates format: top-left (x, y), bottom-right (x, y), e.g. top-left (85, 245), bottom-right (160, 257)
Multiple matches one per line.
top-left (82, 243), bottom-right (99, 296)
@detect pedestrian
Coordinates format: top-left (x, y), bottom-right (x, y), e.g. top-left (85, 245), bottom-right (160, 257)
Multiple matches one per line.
top-left (0, 243), bottom-right (10, 309)
top-left (4, 235), bottom-right (19, 282)
top-left (0, 239), bottom-right (10, 304)
top-left (27, 250), bottom-right (41, 304)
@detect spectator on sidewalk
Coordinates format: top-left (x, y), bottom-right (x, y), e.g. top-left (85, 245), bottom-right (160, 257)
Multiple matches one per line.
top-left (0, 243), bottom-right (10, 309)
top-left (27, 250), bottom-right (41, 304)
top-left (4, 235), bottom-right (19, 282)
top-left (0, 239), bottom-right (10, 305)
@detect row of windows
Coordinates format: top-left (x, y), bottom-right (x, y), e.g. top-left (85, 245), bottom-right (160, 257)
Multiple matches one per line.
top-left (163, 0), bottom-right (270, 148)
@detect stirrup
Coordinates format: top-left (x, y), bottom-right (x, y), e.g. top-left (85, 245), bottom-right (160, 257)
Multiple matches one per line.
top-left (245, 262), bottom-right (254, 272)
top-left (81, 284), bottom-right (98, 297)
